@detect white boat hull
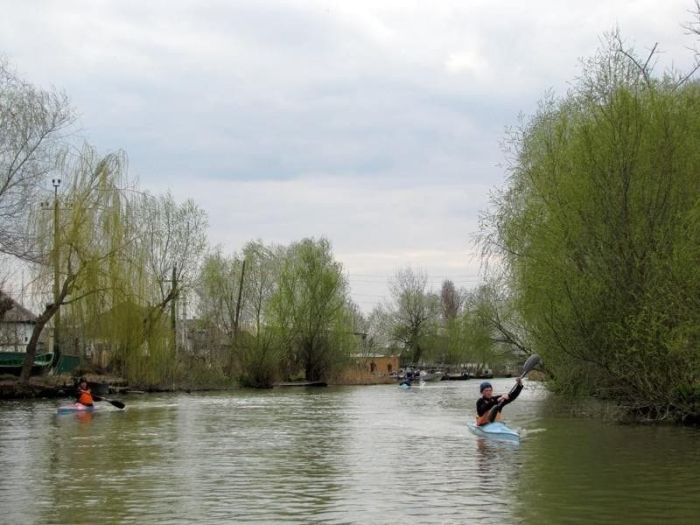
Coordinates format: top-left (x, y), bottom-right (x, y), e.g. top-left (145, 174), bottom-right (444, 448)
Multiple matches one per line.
top-left (467, 421), bottom-right (520, 442)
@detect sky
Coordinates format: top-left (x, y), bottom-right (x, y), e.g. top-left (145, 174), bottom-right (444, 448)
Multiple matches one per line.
top-left (1, 0), bottom-right (697, 313)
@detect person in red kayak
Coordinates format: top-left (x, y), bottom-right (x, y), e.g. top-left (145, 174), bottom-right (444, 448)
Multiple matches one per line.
top-left (75, 377), bottom-right (94, 407)
top-left (475, 378), bottom-right (522, 426)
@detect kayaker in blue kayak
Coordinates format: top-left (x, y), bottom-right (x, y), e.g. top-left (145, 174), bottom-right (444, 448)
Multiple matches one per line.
top-left (75, 377), bottom-right (95, 408)
top-left (475, 378), bottom-right (522, 426)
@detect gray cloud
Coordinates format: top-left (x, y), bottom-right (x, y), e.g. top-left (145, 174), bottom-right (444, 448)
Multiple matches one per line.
top-left (1, 0), bottom-right (696, 312)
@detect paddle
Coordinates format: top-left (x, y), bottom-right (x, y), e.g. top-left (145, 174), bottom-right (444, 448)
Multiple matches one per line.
top-left (93, 395), bottom-right (125, 409)
top-left (508, 353), bottom-right (540, 391)
top-left (519, 353), bottom-right (541, 380)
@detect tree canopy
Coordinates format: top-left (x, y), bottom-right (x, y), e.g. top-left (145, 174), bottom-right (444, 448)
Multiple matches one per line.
top-left (482, 33), bottom-right (700, 421)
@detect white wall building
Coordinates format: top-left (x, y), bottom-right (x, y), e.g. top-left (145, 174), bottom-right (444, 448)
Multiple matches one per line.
top-left (0, 291), bottom-right (37, 353)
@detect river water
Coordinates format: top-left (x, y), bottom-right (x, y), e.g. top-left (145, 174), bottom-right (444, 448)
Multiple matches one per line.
top-left (1, 379), bottom-right (699, 524)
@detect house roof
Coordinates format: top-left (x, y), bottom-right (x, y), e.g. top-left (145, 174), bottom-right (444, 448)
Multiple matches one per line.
top-left (0, 290), bottom-right (37, 323)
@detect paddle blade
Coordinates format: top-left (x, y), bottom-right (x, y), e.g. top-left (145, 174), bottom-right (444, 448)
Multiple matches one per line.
top-left (107, 399), bottom-right (125, 409)
top-left (519, 354), bottom-right (541, 378)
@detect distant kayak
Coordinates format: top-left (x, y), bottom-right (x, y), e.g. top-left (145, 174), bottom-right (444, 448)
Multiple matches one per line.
top-left (57, 403), bottom-right (98, 415)
top-left (467, 421), bottom-right (520, 443)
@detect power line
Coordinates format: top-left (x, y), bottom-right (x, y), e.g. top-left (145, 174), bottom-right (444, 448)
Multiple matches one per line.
top-left (347, 274), bottom-right (480, 277)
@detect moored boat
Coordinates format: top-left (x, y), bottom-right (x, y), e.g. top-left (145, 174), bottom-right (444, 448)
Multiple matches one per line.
top-left (442, 372), bottom-right (470, 381)
top-left (419, 370), bottom-right (443, 382)
top-left (0, 351), bottom-right (54, 376)
top-left (467, 421), bottom-right (520, 443)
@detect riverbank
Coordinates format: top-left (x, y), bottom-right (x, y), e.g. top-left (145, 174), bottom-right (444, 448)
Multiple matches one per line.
top-left (0, 372), bottom-right (399, 400)
top-left (0, 374), bottom-right (128, 400)
top-left (0, 372), bottom-right (219, 400)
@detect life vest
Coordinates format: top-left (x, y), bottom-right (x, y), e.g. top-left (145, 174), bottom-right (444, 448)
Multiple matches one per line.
top-left (77, 387), bottom-right (94, 406)
top-left (475, 411), bottom-right (503, 426)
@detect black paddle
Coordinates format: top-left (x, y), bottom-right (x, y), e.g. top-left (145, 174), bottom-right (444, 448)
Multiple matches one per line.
top-left (507, 354), bottom-right (541, 395)
top-left (519, 353), bottom-right (541, 380)
top-left (93, 395), bottom-right (125, 409)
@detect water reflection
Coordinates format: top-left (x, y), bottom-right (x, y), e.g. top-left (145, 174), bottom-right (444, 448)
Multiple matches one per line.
top-left (1, 381), bottom-right (699, 524)
top-left (516, 415), bottom-right (700, 524)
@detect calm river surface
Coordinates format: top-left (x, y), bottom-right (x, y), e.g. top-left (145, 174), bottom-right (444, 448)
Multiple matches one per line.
top-left (1, 379), bottom-right (699, 524)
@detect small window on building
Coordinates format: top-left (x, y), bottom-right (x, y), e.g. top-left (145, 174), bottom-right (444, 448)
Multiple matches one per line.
top-left (370, 362), bottom-right (376, 373)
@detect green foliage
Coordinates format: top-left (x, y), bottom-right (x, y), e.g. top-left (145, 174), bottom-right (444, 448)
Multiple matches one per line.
top-left (198, 248), bottom-right (245, 341)
top-left (173, 353), bottom-right (230, 389)
top-left (484, 33), bottom-right (700, 421)
top-left (28, 145), bottom-right (210, 387)
top-left (196, 241), bottom-right (284, 384)
top-left (386, 268), bottom-right (441, 364)
top-left (196, 238), bottom-right (357, 386)
top-left (237, 330), bottom-right (281, 388)
top-left (266, 238), bottom-right (356, 381)
top-left (437, 283), bottom-right (521, 370)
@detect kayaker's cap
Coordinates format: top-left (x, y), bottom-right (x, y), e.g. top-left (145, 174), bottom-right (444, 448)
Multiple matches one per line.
top-left (78, 377), bottom-right (87, 384)
top-left (480, 381), bottom-right (492, 392)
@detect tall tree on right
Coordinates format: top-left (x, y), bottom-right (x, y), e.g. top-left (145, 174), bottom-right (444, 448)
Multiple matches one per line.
top-left (481, 32), bottom-right (700, 422)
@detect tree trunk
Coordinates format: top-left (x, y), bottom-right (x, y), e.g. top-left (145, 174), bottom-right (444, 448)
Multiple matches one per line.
top-left (19, 272), bottom-right (76, 384)
top-left (19, 303), bottom-right (59, 383)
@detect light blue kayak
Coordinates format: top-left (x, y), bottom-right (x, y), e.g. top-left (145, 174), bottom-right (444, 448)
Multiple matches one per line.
top-left (467, 421), bottom-right (520, 442)
top-left (56, 403), bottom-right (98, 415)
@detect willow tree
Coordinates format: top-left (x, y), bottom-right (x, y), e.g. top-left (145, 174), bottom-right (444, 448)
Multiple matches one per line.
top-left (99, 192), bottom-right (207, 385)
top-left (482, 33), bottom-right (700, 421)
top-left (266, 238), bottom-right (355, 382)
top-left (20, 146), bottom-right (128, 383)
top-left (50, 179), bottom-right (207, 386)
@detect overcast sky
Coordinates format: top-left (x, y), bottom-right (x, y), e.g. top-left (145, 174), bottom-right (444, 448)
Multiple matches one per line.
top-left (1, 1), bottom-right (697, 312)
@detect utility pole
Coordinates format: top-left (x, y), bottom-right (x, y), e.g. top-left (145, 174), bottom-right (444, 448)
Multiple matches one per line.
top-left (181, 290), bottom-right (188, 352)
top-left (171, 265), bottom-right (177, 355)
top-left (52, 177), bottom-right (61, 362)
top-left (232, 258), bottom-right (246, 340)
top-left (227, 258), bottom-right (246, 376)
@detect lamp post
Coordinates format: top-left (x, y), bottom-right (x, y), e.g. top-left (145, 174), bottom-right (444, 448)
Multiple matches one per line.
top-left (52, 177), bottom-right (61, 361)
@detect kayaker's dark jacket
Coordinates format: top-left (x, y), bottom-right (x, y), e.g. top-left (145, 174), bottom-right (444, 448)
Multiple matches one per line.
top-left (476, 383), bottom-right (523, 417)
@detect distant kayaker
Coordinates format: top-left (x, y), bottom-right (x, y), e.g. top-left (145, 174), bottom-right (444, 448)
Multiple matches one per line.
top-left (475, 378), bottom-right (522, 426)
top-left (75, 377), bottom-right (94, 407)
